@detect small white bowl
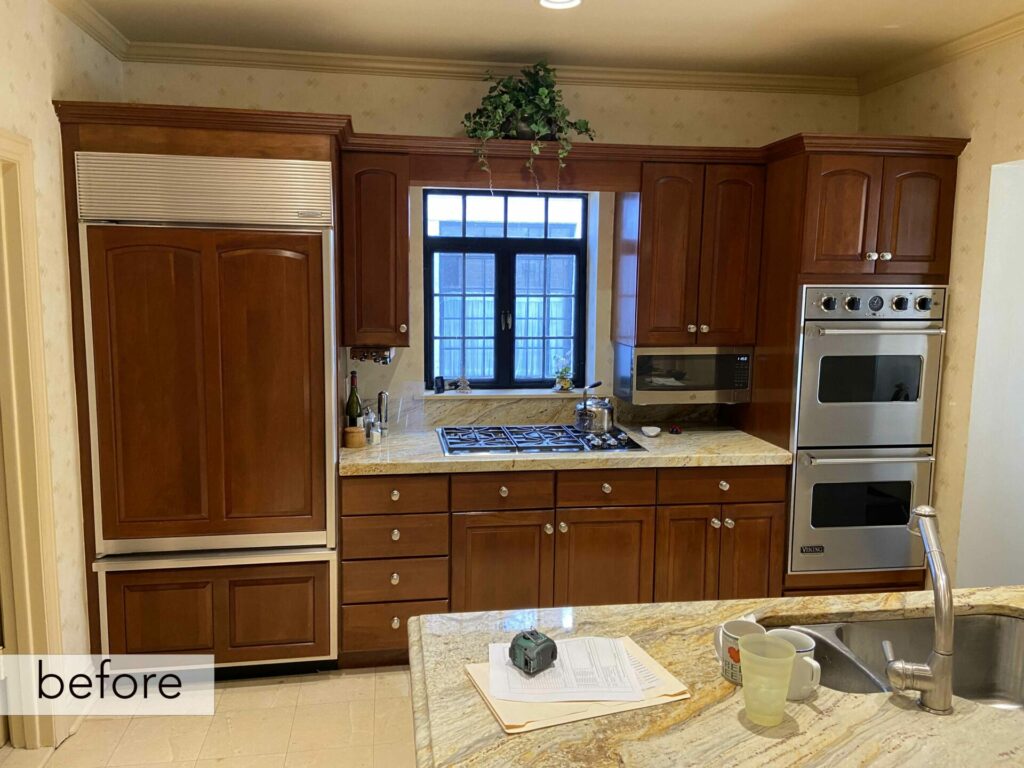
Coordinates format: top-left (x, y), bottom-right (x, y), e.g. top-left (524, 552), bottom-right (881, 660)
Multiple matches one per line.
top-left (641, 426), bottom-right (661, 438)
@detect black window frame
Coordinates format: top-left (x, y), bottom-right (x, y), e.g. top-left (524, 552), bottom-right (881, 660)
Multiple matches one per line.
top-left (423, 189), bottom-right (588, 390)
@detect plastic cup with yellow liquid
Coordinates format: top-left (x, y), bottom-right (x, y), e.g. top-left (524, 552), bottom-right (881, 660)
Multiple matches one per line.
top-left (738, 634), bottom-right (795, 727)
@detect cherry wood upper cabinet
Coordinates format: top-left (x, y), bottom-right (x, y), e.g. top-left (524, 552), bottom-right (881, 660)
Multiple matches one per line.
top-left (801, 155), bottom-right (883, 274)
top-left (553, 507), bottom-right (654, 607)
top-left (451, 510), bottom-right (555, 612)
top-left (635, 163), bottom-right (704, 346)
top-left (697, 165), bottom-right (765, 346)
top-left (87, 227), bottom-right (326, 542)
top-left (341, 152), bottom-right (411, 347)
top-left (654, 505), bottom-right (720, 602)
top-left (717, 503), bottom-right (785, 600)
top-left (876, 157), bottom-right (956, 276)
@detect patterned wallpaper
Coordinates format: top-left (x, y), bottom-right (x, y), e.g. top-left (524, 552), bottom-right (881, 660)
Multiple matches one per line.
top-left (861, 33), bottom-right (1024, 578)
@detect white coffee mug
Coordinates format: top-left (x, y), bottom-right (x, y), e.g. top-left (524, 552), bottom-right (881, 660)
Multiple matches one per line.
top-left (766, 628), bottom-right (822, 700)
top-left (714, 619), bottom-right (766, 684)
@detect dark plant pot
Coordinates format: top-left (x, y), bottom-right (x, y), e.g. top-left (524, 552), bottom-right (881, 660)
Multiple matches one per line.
top-left (513, 121), bottom-right (556, 141)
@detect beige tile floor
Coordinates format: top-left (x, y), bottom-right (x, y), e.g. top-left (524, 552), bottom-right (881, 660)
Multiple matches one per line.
top-left (1, 667), bottom-right (414, 768)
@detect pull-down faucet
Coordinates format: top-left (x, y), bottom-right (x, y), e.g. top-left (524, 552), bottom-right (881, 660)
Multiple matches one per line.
top-left (881, 505), bottom-right (954, 714)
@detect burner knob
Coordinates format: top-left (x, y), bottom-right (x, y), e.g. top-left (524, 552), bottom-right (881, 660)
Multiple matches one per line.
top-left (821, 295), bottom-right (838, 312)
top-left (916, 296), bottom-right (934, 311)
top-left (892, 295), bottom-right (910, 311)
top-left (844, 296), bottom-right (862, 312)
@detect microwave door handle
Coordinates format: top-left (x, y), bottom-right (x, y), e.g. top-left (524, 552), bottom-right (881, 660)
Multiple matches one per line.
top-left (815, 327), bottom-right (946, 337)
top-left (807, 456), bottom-right (936, 466)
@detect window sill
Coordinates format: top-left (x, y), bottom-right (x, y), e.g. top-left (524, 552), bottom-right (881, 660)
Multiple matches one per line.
top-left (418, 388), bottom-right (588, 400)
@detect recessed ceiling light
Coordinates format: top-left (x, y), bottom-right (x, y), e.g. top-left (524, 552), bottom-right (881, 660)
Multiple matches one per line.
top-left (540, 0), bottom-right (582, 9)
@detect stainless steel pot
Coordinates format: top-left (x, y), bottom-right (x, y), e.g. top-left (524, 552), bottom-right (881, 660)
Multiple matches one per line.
top-left (574, 381), bottom-right (615, 434)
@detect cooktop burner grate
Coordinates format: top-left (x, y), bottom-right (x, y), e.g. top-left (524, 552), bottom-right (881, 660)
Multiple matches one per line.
top-left (437, 425), bottom-right (645, 455)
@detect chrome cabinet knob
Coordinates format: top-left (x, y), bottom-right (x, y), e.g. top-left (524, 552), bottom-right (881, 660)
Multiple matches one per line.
top-left (711, 518), bottom-right (722, 529)
top-left (687, 324), bottom-right (697, 333)
top-left (390, 572), bottom-right (400, 585)
top-left (865, 252), bottom-right (879, 261)
top-left (499, 486), bottom-right (509, 498)
top-left (880, 252), bottom-right (893, 261)
top-left (399, 323), bottom-right (408, 333)
top-left (724, 518), bottom-right (736, 529)
top-left (700, 324), bottom-right (710, 333)
top-left (719, 480), bottom-right (730, 491)
top-left (390, 489), bottom-right (401, 501)
top-left (391, 616), bottom-right (401, 630)
top-left (544, 523), bottom-right (554, 535)
top-left (601, 483), bottom-right (612, 494)
top-left (391, 528), bottom-right (401, 541)
top-left (558, 521), bottom-right (569, 533)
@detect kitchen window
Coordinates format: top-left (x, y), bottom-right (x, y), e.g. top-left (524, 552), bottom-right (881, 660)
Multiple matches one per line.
top-left (423, 190), bottom-right (588, 389)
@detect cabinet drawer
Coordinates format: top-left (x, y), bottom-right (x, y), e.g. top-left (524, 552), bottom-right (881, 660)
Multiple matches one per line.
top-left (342, 600), bottom-right (449, 651)
top-left (341, 557), bottom-right (449, 603)
top-left (658, 466), bottom-right (787, 504)
top-left (451, 472), bottom-right (554, 511)
top-left (342, 514), bottom-right (449, 559)
top-left (341, 475), bottom-right (449, 515)
top-left (556, 469), bottom-right (656, 507)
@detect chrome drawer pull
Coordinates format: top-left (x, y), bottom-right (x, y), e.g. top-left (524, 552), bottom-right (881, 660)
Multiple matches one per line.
top-left (391, 529), bottom-right (401, 541)
top-left (719, 480), bottom-right (730, 491)
top-left (390, 489), bottom-right (401, 501)
top-left (390, 572), bottom-right (400, 585)
top-left (391, 617), bottom-right (401, 630)
top-left (601, 483), bottom-right (612, 494)
top-left (711, 518), bottom-right (722, 529)
top-left (724, 518), bottom-right (736, 529)
top-left (499, 486), bottom-right (509, 498)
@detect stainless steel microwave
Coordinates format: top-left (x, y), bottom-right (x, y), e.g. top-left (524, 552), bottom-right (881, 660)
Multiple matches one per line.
top-left (613, 344), bottom-right (753, 405)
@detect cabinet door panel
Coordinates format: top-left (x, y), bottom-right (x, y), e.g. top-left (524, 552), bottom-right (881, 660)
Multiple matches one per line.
top-left (636, 164), bottom-right (703, 345)
top-left (211, 233), bottom-right (325, 532)
top-left (451, 510), bottom-right (554, 611)
top-left (697, 165), bottom-right (765, 345)
top-left (87, 227), bottom-right (211, 540)
top-left (802, 155), bottom-right (882, 274)
top-left (554, 507), bottom-right (654, 607)
top-left (718, 503), bottom-right (785, 600)
top-left (654, 505), bottom-right (720, 602)
top-left (107, 574), bottom-right (215, 654)
top-left (341, 152), bottom-right (410, 347)
top-left (876, 157), bottom-right (956, 276)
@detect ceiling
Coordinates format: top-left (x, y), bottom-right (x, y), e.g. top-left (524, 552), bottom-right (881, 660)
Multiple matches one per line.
top-left (85, 0), bottom-right (1024, 78)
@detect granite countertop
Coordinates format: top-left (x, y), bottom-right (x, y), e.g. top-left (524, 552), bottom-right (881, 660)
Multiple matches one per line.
top-left (338, 426), bottom-right (792, 476)
top-left (407, 587), bottom-right (1024, 767)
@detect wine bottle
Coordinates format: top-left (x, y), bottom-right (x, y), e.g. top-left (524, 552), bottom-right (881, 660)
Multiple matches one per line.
top-left (346, 371), bottom-right (362, 427)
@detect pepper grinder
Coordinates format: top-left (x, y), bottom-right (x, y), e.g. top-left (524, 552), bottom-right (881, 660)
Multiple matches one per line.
top-left (377, 391), bottom-right (389, 438)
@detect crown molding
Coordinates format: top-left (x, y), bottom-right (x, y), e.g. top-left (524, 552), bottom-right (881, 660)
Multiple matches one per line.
top-left (859, 10), bottom-right (1024, 93)
top-left (49, 0), bottom-right (128, 58)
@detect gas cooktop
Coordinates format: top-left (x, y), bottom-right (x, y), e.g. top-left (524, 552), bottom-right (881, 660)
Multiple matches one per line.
top-left (437, 425), bottom-right (645, 456)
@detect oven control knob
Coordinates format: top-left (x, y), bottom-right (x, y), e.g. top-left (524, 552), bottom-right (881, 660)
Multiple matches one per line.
top-left (916, 296), bottom-right (934, 311)
top-left (844, 296), bottom-right (862, 312)
top-left (821, 295), bottom-right (838, 312)
top-left (892, 295), bottom-right (910, 311)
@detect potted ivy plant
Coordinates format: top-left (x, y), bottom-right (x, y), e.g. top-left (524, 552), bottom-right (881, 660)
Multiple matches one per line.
top-left (463, 61), bottom-right (595, 187)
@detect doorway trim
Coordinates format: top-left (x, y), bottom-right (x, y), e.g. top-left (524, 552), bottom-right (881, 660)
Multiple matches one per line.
top-left (0, 128), bottom-right (67, 749)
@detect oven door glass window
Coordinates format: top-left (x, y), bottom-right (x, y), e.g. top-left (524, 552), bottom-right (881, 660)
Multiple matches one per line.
top-left (810, 481), bottom-right (912, 528)
top-left (636, 354), bottom-right (749, 391)
top-left (817, 355), bottom-right (922, 403)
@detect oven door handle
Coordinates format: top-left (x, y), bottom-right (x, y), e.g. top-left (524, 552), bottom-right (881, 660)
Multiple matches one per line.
top-left (815, 327), bottom-right (946, 337)
top-left (806, 455), bottom-right (936, 466)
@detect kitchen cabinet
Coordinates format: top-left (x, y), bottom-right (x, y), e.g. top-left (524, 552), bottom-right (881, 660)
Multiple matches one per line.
top-left (103, 559), bottom-right (332, 664)
top-left (655, 502), bottom-right (785, 602)
top-left (613, 163), bottom-right (764, 347)
top-left (341, 151), bottom-right (411, 347)
top-left (554, 506), bottom-right (655, 607)
top-left (86, 226), bottom-right (326, 543)
top-left (800, 154), bottom-right (956, 276)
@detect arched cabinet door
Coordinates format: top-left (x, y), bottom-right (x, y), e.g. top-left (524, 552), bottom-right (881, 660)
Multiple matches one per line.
top-left (801, 154), bottom-right (883, 274)
top-left (341, 151), bottom-right (411, 347)
top-left (876, 157), bottom-right (956, 276)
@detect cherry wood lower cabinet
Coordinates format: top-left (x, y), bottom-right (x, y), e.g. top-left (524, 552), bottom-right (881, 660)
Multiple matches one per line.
top-left (103, 559), bottom-right (333, 664)
top-left (655, 505), bottom-right (721, 602)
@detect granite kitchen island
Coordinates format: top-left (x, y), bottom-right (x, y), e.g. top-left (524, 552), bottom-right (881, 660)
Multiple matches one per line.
top-left (408, 587), bottom-right (1024, 767)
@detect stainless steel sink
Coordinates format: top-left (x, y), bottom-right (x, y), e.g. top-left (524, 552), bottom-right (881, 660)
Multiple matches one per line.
top-left (791, 614), bottom-right (1024, 710)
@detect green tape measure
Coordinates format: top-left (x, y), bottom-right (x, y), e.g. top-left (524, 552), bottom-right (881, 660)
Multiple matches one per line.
top-left (508, 629), bottom-right (558, 676)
